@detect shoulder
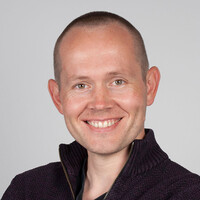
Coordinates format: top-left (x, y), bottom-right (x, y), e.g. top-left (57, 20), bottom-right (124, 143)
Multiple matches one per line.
top-left (5, 162), bottom-right (62, 187)
top-left (12, 162), bottom-right (64, 184)
top-left (159, 159), bottom-right (200, 198)
top-left (16, 161), bottom-right (63, 177)
top-left (162, 159), bottom-right (200, 180)
top-left (2, 162), bottom-right (68, 200)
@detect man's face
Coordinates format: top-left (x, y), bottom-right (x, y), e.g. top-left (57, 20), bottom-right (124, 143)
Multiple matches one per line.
top-left (54, 24), bottom-right (151, 155)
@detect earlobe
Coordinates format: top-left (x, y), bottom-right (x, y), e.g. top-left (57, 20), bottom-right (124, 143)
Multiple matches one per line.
top-left (146, 67), bottom-right (160, 106)
top-left (48, 79), bottom-right (63, 114)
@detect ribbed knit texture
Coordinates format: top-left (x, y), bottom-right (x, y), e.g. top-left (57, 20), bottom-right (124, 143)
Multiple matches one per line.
top-left (2, 129), bottom-right (200, 199)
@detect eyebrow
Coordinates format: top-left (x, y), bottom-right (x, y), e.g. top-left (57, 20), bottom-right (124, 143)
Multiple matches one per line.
top-left (67, 71), bottom-right (127, 82)
top-left (68, 75), bottom-right (90, 81)
top-left (106, 71), bottom-right (125, 76)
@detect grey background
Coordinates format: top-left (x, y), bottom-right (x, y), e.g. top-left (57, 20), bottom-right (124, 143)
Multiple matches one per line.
top-left (1, 0), bottom-right (200, 196)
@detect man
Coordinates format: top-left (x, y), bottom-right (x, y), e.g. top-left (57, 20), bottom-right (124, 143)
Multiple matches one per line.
top-left (2, 11), bottom-right (200, 200)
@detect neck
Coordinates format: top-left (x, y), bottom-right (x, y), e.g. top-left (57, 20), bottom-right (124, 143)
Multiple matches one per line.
top-left (83, 145), bottom-right (131, 200)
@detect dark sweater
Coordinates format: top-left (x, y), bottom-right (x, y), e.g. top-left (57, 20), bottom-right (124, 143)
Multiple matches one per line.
top-left (2, 129), bottom-right (200, 199)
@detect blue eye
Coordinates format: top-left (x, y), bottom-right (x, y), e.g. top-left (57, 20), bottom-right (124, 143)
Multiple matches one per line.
top-left (113, 80), bottom-right (125, 85)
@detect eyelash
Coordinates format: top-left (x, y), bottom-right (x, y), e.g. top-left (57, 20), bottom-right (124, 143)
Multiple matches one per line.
top-left (74, 79), bottom-right (126, 90)
top-left (75, 83), bottom-right (88, 89)
top-left (112, 79), bottom-right (125, 86)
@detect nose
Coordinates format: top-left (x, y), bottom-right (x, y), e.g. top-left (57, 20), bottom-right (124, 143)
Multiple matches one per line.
top-left (88, 85), bottom-right (113, 110)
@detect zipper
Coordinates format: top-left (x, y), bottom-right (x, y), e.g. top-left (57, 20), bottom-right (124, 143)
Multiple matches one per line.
top-left (103, 142), bottom-right (134, 200)
top-left (59, 151), bottom-right (75, 200)
top-left (59, 142), bottom-right (134, 200)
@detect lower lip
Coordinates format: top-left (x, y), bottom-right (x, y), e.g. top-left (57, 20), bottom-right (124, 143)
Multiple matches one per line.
top-left (84, 119), bottom-right (122, 133)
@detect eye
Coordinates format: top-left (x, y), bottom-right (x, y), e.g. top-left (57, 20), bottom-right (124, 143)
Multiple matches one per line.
top-left (113, 79), bottom-right (125, 86)
top-left (75, 83), bottom-right (87, 89)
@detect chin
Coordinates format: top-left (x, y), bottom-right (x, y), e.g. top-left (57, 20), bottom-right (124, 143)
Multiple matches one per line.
top-left (84, 141), bottom-right (127, 156)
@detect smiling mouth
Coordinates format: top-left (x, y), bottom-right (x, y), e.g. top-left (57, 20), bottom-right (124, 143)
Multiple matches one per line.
top-left (85, 118), bottom-right (122, 128)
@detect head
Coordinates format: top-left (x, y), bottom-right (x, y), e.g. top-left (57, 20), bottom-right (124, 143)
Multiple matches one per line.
top-left (54, 11), bottom-right (149, 86)
top-left (48, 11), bottom-right (160, 156)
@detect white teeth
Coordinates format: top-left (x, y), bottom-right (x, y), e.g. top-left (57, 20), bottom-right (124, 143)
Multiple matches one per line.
top-left (87, 119), bottom-right (120, 128)
top-left (99, 121), bottom-right (103, 128)
top-left (103, 121), bottom-right (107, 127)
top-left (94, 122), bottom-right (98, 128)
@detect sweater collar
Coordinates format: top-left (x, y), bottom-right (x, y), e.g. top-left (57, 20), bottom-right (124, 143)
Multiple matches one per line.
top-left (123, 129), bottom-right (168, 176)
top-left (59, 129), bottom-right (168, 191)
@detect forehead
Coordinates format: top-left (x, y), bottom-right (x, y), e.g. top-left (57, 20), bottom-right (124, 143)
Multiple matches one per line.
top-left (58, 23), bottom-right (140, 78)
top-left (60, 23), bottom-right (135, 55)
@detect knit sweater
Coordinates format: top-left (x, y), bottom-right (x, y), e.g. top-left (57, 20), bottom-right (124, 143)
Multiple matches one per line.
top-left (2, 129), bottom-right (200, 199)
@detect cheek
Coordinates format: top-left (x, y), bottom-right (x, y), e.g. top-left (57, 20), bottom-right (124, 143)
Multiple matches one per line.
top-left (61, 93), bottom-right (89, 118)
top-left (113, 87), bottom-right (147, 110)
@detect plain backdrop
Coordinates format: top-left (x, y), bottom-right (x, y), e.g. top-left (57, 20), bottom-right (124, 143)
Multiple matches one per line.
top-left (1, 0), bottom-right (200, 196)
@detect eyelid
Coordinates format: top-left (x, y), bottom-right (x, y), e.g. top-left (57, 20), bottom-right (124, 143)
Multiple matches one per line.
top-left (112, 79), bottom-right (126, 86)
top-left (73, 82), bottom-right (90, 90)
top-left (75, 83), bottom-right (87, 88)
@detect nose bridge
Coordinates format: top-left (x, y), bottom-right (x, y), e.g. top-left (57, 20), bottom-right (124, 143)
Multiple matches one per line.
top-left (89, 83), bottom-right (112, 110)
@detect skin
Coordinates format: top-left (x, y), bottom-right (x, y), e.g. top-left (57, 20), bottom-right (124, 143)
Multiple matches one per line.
top-left (48, 23), bottom-right (160, 199)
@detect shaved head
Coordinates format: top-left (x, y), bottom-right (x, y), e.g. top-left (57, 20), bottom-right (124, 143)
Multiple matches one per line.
top-left (54, 11), bottom-right (149, 86)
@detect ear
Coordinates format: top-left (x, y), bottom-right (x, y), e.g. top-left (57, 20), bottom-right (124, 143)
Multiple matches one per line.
top-left (48, 79), bottom-right (63, 114)
top-left (146, 66), bottom-right (160, 106)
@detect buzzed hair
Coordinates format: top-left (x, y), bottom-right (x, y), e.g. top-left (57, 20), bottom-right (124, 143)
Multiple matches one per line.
top-left (54, 11), bottom-right (149, 86)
